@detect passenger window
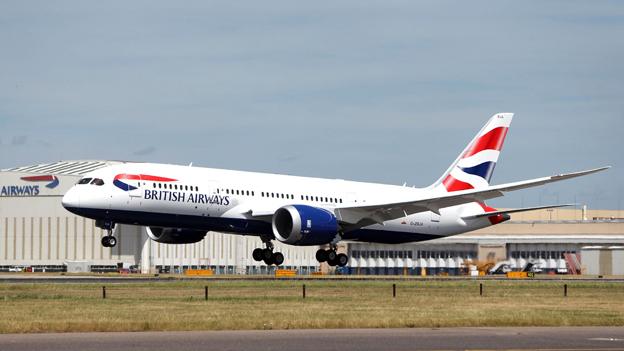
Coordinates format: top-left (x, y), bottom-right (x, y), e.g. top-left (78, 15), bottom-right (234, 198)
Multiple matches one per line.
top-left (252, 191), bottom-right (255, 196)
top-left (158, 183), bottom-right (162, 189)
top-left (78, 178), bottom-right (92, 185)
top-left (174, 184), bottom-right (178, 190)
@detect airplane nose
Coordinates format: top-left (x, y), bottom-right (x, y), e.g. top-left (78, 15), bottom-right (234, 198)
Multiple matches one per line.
top-left (62, 187), bottom-right (80, 209)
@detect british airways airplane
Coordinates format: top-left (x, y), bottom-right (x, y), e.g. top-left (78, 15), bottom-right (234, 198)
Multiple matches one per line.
top-left (62, 113), bottom-right (608, 267)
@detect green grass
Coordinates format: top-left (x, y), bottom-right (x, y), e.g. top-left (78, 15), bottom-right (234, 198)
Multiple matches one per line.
top-left (0, 280), bottom-right (623, 333)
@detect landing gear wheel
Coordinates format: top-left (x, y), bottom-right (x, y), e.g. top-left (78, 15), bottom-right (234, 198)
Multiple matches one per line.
top-left (326, 250), bottom-right (337, 262)
top-left (252, 248), bottom-right (263, 261)
top-left (337, 253), bottom-right (349, 267)
top-left (273, 252), bottom-right (284, 266)
top-left (101, 236), bottom-right (117, 247)
top-left (107, 236), bottom-right (117, 247)
top-left (263, 255), bottom-right (274, 265)
top-left (316, 249), bottom-right (328, 262)
top-left (261, 248), bottom-right (273, 261)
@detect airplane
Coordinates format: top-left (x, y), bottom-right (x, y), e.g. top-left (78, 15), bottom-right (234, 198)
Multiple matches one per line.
top-left (61, 113), bottom-right (609, 267)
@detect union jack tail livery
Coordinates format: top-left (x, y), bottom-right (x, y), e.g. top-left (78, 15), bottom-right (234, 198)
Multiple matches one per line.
top-left (434, 113), bottom-right (513, 192)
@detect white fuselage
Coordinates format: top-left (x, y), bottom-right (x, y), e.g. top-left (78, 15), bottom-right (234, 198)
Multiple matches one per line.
top-left (62, 162), bottom-right (495, 244)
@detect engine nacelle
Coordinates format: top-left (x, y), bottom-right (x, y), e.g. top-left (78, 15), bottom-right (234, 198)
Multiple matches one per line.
top-left (146, 227), bottom-right (207, 244)
top-left (272, 205), bottom-right (338, 246)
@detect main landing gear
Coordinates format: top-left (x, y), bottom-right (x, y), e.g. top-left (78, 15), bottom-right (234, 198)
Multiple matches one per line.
top-left (316, 247), bottom-right (348, 267)
top-left (252, 238), bottom-right (284, 266)
top-left (96, 220), bottom-right (117, 248)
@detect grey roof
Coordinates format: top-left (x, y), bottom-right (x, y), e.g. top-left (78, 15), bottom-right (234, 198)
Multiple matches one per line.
top-left (1, 160), bottom-right (127, 176)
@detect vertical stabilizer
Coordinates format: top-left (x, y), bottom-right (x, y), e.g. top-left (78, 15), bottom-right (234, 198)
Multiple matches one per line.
top-left (432, 113), bottom-right (513, 192)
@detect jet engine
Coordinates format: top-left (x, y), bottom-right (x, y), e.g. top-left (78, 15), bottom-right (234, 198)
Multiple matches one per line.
top-left (272, 205), bottom-right (338, 245)
top-left (146, 226), bottom-right (207, 244)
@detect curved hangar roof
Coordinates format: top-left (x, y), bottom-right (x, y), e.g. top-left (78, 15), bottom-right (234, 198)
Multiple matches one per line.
top-left (2, 160), bottom-right (126, 176)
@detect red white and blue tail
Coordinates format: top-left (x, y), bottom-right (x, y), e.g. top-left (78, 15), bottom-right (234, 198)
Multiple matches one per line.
top-left (433, 113), bottom-right (513, 192)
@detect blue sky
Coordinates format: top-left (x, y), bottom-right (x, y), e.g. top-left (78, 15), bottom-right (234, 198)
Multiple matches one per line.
top-left (1, 1), bottom-right (622, 210)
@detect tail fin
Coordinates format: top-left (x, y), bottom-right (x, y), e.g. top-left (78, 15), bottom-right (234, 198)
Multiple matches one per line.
top-left (433, 112), bottom-right (513, 192)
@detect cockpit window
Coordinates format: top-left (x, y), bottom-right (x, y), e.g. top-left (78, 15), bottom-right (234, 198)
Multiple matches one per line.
top-left (91, 178), bottom-right (105, 186)
top-left (78, 178), bottom-right (92, 185)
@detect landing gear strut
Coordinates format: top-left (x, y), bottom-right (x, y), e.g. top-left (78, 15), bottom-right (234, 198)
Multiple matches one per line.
top-left (96, 220), bottom-right (117, 248)
top-left (316, 246), bottom-right (348, 267)
top-left (252, 237), bottom-right (284, 266)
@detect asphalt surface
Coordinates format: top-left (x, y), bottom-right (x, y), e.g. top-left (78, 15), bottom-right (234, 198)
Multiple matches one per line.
top-left (1, 327), bottom-right (624, 351)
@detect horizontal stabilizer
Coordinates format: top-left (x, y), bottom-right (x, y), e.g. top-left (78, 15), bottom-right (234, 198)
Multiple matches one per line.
top-left (462, 204), bottom-right (576, 220)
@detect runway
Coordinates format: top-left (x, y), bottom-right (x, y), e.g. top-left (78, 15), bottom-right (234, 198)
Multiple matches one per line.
top-left (1, 327), bottom-right (624, 351)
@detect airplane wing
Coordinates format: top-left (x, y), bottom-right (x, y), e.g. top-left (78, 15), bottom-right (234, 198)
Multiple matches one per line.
top-left (460, 203), bottom-right (575, 220)
top-left (334, 166), bottom-right (609, 228)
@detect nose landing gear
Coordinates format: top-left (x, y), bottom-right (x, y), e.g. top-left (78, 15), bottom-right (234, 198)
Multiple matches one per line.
top-left (96, 220), bottom-right (117, 248)
top-left (101, 235), bottom-right (117, 247)
top-left (252, 237), bottom-right (284, 266)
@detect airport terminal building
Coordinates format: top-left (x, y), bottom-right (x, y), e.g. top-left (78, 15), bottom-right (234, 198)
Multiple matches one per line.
top-left (1, 160), bottom-right (623, 275)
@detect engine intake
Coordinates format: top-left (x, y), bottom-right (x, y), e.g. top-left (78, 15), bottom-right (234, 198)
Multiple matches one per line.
top-left (272, 205), bottom-right (338, 246)
top-left (146, 227), bottom-right (207, 244)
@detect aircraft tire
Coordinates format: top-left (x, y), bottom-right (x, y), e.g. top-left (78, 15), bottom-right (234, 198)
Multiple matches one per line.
top-left (326, 250), bottom-right (337, 262)
top-left (107, 236), bottom-right (117, 247)
top-left (101, 236), bottom-right (112, 247)
top-left (273, 252), bottom-right (284, 266)
top-left (337, 253), bottom-right (349, 267)
top-left (252, 248), bottom-right (263, 261)
top-left (315, 249), bottom-right (328, 262)
top-left (263, 256), bottom-right (274, 265)
top-left (261, 248), bottom-right (273, 260)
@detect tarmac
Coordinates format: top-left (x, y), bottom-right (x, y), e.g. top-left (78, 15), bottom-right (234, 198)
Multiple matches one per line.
top-left (1, 327), bottom-right (624, 351)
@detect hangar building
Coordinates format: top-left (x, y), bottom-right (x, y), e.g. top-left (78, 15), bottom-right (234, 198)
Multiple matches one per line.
top-left (1, 160), bottom-right (623, 275)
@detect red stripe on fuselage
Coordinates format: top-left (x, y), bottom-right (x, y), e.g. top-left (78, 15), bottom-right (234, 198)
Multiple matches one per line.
top-left (463, 127), bottom-right (508, 158)
top-left (114, 174), bottom-right (177, 182)
top-left (442, 175), bottom-right (474, 192)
